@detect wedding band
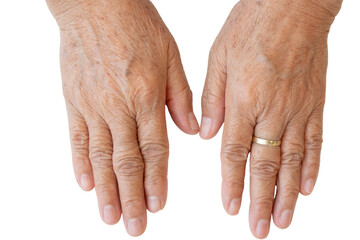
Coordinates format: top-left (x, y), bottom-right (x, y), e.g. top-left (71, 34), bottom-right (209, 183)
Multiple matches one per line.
top-left (252, 136), bottom-right (281, 147)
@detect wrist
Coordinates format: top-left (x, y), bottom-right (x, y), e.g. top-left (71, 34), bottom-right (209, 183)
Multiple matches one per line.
top-left (46, 0), bottom-right (130, 29)
top-left (46, 0), bottom-right (82, 20)
top-left (305, 0), bottom-right (343, 17)
top-left (46, 0), bottom-right (88, 28)
top-left (253, 0), bottom-right (342, 39)
top-left (295, 0), bottom-right (343, 26)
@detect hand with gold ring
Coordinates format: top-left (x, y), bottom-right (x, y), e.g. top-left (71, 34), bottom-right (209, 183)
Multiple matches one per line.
top-left (200, 0), bottom-right (342, 238)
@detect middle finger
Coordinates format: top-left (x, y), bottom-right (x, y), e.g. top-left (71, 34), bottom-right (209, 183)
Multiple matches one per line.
top-left (108, 116), bottom-right (147, 237)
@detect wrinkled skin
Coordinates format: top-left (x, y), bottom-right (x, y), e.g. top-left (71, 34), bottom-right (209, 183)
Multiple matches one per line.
top-left (46, 0), bottom-right (343, 238)
top-left (47, 0), bottom-right (199, 236)
top-left (200, 0), bottom-right (342, 238)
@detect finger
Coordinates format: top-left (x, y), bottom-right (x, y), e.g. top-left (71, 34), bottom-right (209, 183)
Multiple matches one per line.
top-left (108, 116), bottom-right (147, 237)
top-left (273, 119), bottom-right (306, 229)
top-left (166, 40), bottom-right (199, 135)
top-left (221, 105), bottom-right (255, 216)
top-left (249, 118), bottom-right (286, 239)
top-left (66, 102), bottom-right (94, 191)
top-left (87, 117), bottom-right (121, 225)
top-left (137, 103), bottom-right (169, 213)
top-left (300, 106), bottom-right (324, 195)
top-left (200, 42), bottom-right (227, 139)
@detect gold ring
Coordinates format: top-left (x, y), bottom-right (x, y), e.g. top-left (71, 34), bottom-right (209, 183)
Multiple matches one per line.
top-left (252, 136), bottom-right (281, 147)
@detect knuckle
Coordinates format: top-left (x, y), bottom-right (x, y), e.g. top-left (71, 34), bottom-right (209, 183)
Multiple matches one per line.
top-left (132, 74), bottom-right (159, 96)
top-left (95, 183), bottom-right (115, 198)
top-left (121, 198), bottom-right (143, 211)
top-left (223, 177), bottom-right (245, 191)
top-left (202, 89), bottom-right (222, 107)
top-left (228, 89), bottom-right (256, 114)
top-left (136, 91), bottom-right (161, 113)
top-left (305, 133), bottom-right (323, 151)
top-left (145, 174), bottom-right (167, 187)
top-left (166, 86), bottom-right (192, 108)
top-left (138, 81), bottom-right (156, 95)
top-left (141, 142), bottom-right (169, 163)
top-left (89, 147), bottom-right (113, 169)
top-left (253, 196), bottom-right (274, 209)
top-left (113, 155), bottom-right (144, 177)
top-left (281, 151), bottom-right (303, 168)
top-left (222, 143), bottom-right (249, 166)
top-left (304, 160), bottom-right (320, 171)
top-left (280, 185), bottom-right (299, 200)
top-left (251, 159), bottom-right (280, 178)
top-left (173, 85), bottom-right (192, 99)
top-left (70, 130), bottom-right (89, 150)
top-left (72, 152), bottom-right (88, 164)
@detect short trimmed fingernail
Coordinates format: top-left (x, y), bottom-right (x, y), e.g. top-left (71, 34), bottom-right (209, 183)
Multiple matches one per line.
top-left (305, 179), bottom-right (315, 194)
top-left (279, 209), bottom-right (293, 228)
top-left (188, 112), bottom-right (199, 132)
top-left (128, 218), bottom-right (143, 236)
top-left (256, 219), bottom-right (270, 238)
top-left (200, 116), bottom-right (213, 139)
top-left (80, 174), bottom-right (92, 190)
top-left (103, 205), bottom-right (117, 224)
top-left (147, 196), bottom-right (161, 213)
top-left (228, 198), bottom-right (241, 215)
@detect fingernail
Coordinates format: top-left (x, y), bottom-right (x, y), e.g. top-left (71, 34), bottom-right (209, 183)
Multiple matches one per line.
top-left (256, 219), bottom-right (270, 238)
top-left (228, 198), bottom-right (241, 215)
top-left (80, 174), bottom-right (92, 190)
top-left (188, 112), bottom-right (199, 132)
top-left (279, 209), bottom-right (293, 228)
top-left (305, 179), bottom-right (315, 194)
top-left (147, 196), bottom-right (161, 213)
top-left (103, 205), bottom-right (117, 224)
top-left (200, 116), bottom-right (213, 139)
top-left (128, 218), bottom-right (143, 236)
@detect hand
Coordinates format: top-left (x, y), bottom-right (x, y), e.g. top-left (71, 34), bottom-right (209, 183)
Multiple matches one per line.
top-left (200, 0), bottom-right (341, 238)
top-left (47, 0), bottom-right (199, 236)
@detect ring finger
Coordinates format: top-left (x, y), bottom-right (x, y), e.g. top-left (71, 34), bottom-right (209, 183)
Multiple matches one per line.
top-left (249, 117), bottom-right (286, 239)
top-left (87, 116), bottom-right (122, 225)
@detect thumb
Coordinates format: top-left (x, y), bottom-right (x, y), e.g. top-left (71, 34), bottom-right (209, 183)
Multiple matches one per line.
top-left (166, 40), bottom-right (199, 135)
top-left (200, 42), bottom-right (227, 139)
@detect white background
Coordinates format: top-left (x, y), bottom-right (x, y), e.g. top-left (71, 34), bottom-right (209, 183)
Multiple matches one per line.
top-left (0, 0), bottom-right (359, 239)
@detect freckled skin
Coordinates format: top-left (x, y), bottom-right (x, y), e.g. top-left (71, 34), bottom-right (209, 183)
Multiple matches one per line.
top-left (200, 0), bottom-right (342, 238)
top-left (47, 0), bottom-right (199, 237)
top-left (46, 0), bottom-right (343, 238)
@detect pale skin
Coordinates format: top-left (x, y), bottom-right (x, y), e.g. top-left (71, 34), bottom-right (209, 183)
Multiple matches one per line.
top-left (46, 0), bottom-right (342, 238)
